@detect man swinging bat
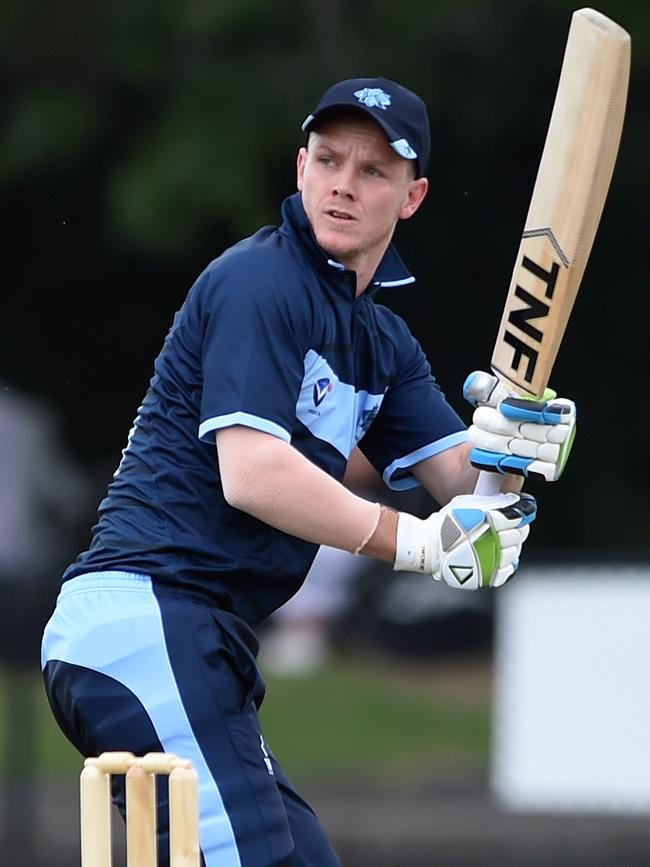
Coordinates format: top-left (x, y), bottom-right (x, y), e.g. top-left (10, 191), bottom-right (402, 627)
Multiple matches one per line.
top-left (39, 45), bottom-right (625, 860)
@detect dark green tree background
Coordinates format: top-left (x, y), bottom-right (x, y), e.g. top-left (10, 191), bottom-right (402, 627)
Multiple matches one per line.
top-left (1, 0), bottom-right (647, 553)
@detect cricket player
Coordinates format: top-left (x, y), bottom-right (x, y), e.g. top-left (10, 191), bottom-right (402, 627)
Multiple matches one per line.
top-left (41, 78), bottom-right (575, 867)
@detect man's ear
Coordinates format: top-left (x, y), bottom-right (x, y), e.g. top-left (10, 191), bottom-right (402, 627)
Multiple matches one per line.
top-left (399, 176), bottom-right (429, 220)
top-left (296, 147), bottom-right (307, 191)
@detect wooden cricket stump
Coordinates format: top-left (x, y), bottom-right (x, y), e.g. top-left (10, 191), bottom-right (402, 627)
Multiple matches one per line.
top-left (80, 751), bottom-right (200, 867)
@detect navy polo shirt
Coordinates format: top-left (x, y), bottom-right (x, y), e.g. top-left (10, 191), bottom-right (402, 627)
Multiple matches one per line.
top-left (63, 193), bottom-right (467, 626)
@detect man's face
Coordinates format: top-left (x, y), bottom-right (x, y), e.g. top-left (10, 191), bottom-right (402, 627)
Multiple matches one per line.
top-left (296, 115), bottom-right (428, 272)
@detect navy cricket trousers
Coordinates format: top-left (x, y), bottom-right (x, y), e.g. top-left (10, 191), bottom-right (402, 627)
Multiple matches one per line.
top-left (41, 572), bottom-right (341, 867)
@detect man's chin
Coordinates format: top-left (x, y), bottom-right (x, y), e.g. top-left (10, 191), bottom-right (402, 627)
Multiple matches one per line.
top-left (314, 229), bottom-right (357, 265)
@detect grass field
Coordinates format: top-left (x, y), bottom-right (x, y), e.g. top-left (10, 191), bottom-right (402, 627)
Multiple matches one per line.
top-left (0, 653), bottom-right (491, 781)
top-left (261, 653), bottom-right (492, 779)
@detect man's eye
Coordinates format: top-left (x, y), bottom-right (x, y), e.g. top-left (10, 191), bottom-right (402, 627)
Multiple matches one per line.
top-left (319, 155), bottom-right (334, 166)
top-left (364, 166), bottom-right (382, 177)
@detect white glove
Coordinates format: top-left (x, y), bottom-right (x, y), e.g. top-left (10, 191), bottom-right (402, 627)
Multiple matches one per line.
top-left (394, 492), bottom-right (537, 589)
top-left (463, 371), bottom-right (576, 482)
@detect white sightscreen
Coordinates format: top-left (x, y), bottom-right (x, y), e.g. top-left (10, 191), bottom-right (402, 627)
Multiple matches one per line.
top-left (491, 566), bottom-right (650, 814)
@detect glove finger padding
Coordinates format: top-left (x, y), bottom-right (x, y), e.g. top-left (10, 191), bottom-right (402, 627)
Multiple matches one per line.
top-left (395, 492), bottom-right (537, 590)
top-left (437, 493), bottom-right (536, 589)
top-left (464, 371), bottom-right (576, 482)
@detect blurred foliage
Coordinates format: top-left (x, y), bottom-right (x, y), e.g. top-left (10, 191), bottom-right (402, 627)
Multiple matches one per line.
top-left (2, 0), bottom-right (647, 255)
top-left (0, 0), bottom-right (648, 551)
top-left (0, 665), bottom-right (79, 776)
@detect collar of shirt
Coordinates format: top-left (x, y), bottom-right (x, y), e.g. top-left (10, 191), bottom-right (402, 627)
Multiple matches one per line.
top-left (279, 193), bottom-right (416, 297)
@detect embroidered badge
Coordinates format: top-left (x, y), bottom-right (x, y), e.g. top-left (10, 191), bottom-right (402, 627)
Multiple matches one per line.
top-left (356, 405), bottom-right (380, 440)
top-left (354, 87), bottom-right (391, 110)
top-left (313, 378), bottom-right (334, 407)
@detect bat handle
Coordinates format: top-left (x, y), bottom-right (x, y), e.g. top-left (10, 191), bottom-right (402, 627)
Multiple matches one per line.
top-left (474, 470), bottom-right (503, 496)
top-left (474, 469), bottom-right (523, 496)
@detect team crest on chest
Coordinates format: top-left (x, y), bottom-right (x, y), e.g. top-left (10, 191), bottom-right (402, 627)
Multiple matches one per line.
top-left (313, 378), bottom-right (334, 407)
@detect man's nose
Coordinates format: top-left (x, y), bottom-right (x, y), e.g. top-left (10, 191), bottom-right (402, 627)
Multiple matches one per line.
top-left (331, 164), bottom-right (356, 199)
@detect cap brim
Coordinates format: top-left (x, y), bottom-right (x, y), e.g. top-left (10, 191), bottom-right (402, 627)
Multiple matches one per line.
top-left (301, 103), bottom-right (418, 162)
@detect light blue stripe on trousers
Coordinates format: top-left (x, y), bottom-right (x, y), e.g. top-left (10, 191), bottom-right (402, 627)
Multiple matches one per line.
top-left (41, 571), bottom-right (241, 867)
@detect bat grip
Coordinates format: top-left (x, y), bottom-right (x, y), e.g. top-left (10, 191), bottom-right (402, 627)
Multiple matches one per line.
top-left (474, 469), bottom-right (523, 496)
top-left (474, 470), bottom-right (503, 496)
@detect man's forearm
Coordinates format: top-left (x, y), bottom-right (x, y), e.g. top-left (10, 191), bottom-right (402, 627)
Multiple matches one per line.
top-left (217, 427), bottom-right (397, 561)
top-left (413, 441), bottom-right (523, 502)
top-left (412, 441), bottom-right (478, 503)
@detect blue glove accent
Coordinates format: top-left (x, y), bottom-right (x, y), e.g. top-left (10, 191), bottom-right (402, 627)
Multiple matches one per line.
top-left (470, 448), bottom-right (534, 477)
top-left (499, 455), bottom-right (534, 474)
top-left (500, 398), bottom-right (571, 425)
top-left (462, 370), bottom-right (498, 408)
top-left (499, 492), bottom-right (538, 524)
top-left (470, 448), bottom-right (502, 472)
top-left (517, 510), bottom-right (536, 527)
top-left (452, 508), bottom-right (485, 533)
top-left (462, 372), bottom-right (480, 407)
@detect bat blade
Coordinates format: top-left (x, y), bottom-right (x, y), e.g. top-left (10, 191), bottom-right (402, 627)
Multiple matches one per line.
top-left (475, 8), bottom-right (630, 497)
top-left (491, 7), bottom-right (630, 398)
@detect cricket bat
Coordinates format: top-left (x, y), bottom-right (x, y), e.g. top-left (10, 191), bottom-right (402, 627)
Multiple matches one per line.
top-left (475, 7), bottom-right (631, 497)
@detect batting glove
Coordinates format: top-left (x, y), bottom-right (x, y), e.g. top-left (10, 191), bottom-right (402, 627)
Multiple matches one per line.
top-left (463, 370), bottom-right (576, 482)
top-left (394, 492), bottom-right (537, 589)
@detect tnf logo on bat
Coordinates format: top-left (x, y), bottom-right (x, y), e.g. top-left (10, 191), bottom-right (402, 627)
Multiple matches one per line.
top-left (502, 253), bottom-right (560, 385)
top-left (354, 88), bottom-right (391, 110)
top-left (313, 378), bottom-right (333, 407)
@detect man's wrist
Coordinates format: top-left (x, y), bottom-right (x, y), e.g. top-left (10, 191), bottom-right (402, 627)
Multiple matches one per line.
top-left (356, 504), bottom-right (398, 562)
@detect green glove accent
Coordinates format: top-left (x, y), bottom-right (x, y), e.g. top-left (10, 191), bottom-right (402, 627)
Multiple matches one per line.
top-left (541, 386), bottom-right (557, 401)
top-left (517, 386), bottom-right (557, 402)
top-left (556, 421), bottom-right (577, 476)
top-left (474, 523), bottom-right (500, 588)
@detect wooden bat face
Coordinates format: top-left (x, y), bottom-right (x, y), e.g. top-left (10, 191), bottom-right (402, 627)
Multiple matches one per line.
top-left (489, 8), bottom-right (630, 398)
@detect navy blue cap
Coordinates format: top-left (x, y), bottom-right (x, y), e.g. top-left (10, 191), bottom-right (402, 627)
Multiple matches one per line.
top-left (301, 77), bottom-right (431, 176)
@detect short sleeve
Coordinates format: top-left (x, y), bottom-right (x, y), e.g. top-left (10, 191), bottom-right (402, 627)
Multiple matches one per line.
top-left (196, 259), bottom-right (309, 444)
top-left (359, 331), bottom-right (468, 490)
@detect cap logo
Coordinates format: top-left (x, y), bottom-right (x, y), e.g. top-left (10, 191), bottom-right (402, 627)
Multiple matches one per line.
top-left (354, 87), bottom-right (391, 111)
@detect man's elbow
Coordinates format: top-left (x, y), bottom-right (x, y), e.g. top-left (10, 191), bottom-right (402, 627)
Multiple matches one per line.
top-left (217, 427), bottom-right (284, 512)
top-left (220, 469), bottom-right (249, 511)
top-left (219, 453), bottom-right (262, 512)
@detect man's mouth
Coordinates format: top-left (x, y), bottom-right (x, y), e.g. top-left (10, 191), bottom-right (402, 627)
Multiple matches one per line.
top-left (325, 209), bottom-right (355, 221)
